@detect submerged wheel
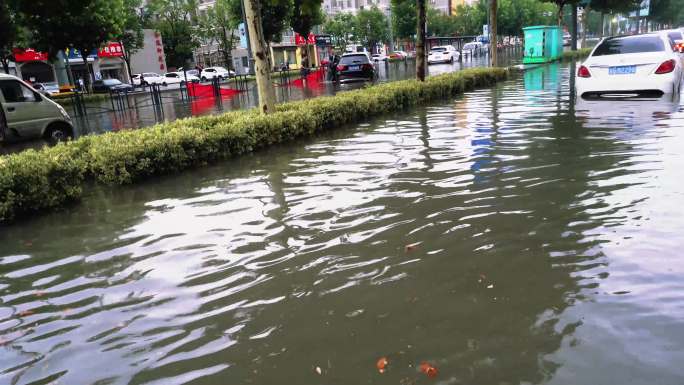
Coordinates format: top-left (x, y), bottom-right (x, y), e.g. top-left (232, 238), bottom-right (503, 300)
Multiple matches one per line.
top-left (44, 122), bottom-right (73, 144)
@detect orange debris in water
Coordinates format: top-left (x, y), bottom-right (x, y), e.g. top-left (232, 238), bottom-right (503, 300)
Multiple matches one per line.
top-left (376, 357), bottom-right (389, 373)
top-left (18, 310), bottom-right (34, 317)
top-left (419, 362), bottom-right (438, 378)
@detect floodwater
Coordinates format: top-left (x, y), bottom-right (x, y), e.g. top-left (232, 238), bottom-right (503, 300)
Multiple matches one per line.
top-left (2, 60), bottom-right (684, 384)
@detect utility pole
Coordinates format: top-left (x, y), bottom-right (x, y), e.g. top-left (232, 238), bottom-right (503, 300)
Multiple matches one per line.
top-left (489, 0), bottom-right (497, 67)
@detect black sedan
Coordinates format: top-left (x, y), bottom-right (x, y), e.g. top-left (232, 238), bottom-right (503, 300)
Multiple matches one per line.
top-left (92, 79), bottom-right (134, 93)
top-left (337, 53), bottom-right (376, 82)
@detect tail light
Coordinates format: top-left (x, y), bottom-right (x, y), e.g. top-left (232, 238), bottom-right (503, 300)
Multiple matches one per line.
top-left (337, 65), bottom-right (347, 71)
top-left (577, 65), bottom-right (591, 78)
top-left (655, 59), bottom-right (676, 74)
top-left (362, 64), bottom-right (373, 70)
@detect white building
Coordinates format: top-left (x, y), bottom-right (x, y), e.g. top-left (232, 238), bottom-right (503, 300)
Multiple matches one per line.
top-left (323, 0), bottom-right (390, 16)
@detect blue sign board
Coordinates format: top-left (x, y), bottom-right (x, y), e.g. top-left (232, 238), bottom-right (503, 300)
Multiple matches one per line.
top-left (65, 48), bottom-right (98, 59)
top-left (239, 23), bottom-right (248, 49)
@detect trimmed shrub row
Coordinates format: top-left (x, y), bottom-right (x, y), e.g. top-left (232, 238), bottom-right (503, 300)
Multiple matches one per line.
top-left (0, 67), bottom-right (510, 223)
top-left (561, 48), bottom-right (592, 61)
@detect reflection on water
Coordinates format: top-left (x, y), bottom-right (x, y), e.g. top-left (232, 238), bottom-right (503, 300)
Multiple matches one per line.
top-left (2, 61), bottom-right (684, 384)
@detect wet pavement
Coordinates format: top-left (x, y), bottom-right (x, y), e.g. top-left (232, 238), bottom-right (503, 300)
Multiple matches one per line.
top-left (2, 60), bottom-right (684, 384)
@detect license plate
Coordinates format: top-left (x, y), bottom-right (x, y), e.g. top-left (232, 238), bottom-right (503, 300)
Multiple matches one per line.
top-left (609, 65), bottom-right (636, 75)
top-left (349, 66), bottom-right (360, 71)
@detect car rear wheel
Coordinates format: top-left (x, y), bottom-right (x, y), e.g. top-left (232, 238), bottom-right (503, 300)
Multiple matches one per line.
top-left (201, 76), bottom-right (207, 82)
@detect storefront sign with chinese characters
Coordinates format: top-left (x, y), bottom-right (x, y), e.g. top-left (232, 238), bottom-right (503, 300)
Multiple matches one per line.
top-left (98, 42), bottom-right (124, 57)
top-left (12, 48), bottom-right (48, 62)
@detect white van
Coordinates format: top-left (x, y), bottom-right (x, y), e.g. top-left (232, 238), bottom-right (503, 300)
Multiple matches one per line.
top-left (0, 74), bottom-right (74, 143)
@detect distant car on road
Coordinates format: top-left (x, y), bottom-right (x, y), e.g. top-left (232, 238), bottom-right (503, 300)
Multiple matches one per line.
top-left (576, 33), bottom-right (683, 98)
top-left (162, 72), bottom-right (200, 86)
top-left (371, 53), bottom-right (388, 61)
top-left (462, 42), bottom-right (484, 57)
top-left (132, 73), bottom-right (164, 86)
top-left (390, 51), bottom-right (408, 59)
top-left (428, 45), bottom-right (459, 64)
top-left (92, 79), bottom-right (134, 93)
top-left (200, 67), bottom-right (234, 81)
top-left (337, 53), bottom-right (376, 83)
top-left (33, 82), bottom-right (61, 97)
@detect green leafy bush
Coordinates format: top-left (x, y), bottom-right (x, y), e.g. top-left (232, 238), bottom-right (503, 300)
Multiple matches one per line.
top-left (0, 67), bottom-right (509, 223)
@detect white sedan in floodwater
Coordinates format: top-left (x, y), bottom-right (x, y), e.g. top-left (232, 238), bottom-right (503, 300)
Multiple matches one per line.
top-left (576, 33), bottom-right (683, 98)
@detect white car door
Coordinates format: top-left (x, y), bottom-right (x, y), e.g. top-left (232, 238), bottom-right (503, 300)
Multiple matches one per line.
top-left (0, 79), bottom-right (51, 138)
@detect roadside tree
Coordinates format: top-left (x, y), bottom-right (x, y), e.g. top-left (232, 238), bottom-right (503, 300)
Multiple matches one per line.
top-left (324, 13), bottom-right (356, 49)
top-left (356, 6), bottom-right (390, 54)
top-left (146, 0), bottom-right (200, 69)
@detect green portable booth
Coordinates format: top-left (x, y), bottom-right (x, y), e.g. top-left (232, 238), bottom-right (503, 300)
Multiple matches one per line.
top-left (523, 26), bottom-right (562, 64)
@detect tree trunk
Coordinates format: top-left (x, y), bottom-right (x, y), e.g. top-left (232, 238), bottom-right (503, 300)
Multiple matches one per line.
top-left (599, 12), bottom-right (604, 38)
top-left (557, 3), bottom-right (564, 27)
top-left (490, 0), bottom-right (497, 67)
top-left (581, 6), bottom-right (589, 48)
top-left (244, 0), bottom-right (276, 114)
top-left (416, 0), bottom-right (426, 81)
top-left (1, 58), bottom-right (9, 74)
top-left (571, 4), bottom-right (577, 51)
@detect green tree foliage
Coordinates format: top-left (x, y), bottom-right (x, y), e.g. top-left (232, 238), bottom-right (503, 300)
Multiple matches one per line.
top-left (451, 3), bottom-right (487, 35)
top-left (391, 0), bottom-right (416, 40)
top-left (323, 13), bottom-right (356, 48)
top-left (116, 0), bottom-right (146, 81)
top-left (0, 0), bottom-right (25, 74)
top-left (146, 0), bottom-right (200, 69)
top-left (17, 0), bottom-right (125, 89)
top-left (198, 0), bottom-right (242, 69)
top-left (262, 0), bottom-right (292, 43)
top-left (649, 0), bottom-right (684, 26)
top-left (355, 6), bottom-right (390, 53)
top-left (290, 0), bottom-right (324, 37)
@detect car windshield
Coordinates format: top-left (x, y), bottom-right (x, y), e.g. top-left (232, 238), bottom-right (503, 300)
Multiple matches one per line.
top-left (41, 83), bottom-right (59, 89)
top-left (340, 55), bottom-right (370, 64)
top-left (103, 79), bottom-right (122, 85)
top-left (593, 36), bottom-right (665, 56)
top-left (431, 47), bottom-right (446, 52)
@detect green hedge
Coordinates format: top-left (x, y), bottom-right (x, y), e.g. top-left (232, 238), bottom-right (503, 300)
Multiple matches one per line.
top-left (561, 48), bottom-right (592, 61)
top-left (0, 67), bottom-right (509, 223)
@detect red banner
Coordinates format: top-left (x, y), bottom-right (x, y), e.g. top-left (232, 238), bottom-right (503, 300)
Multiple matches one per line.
top-left (294, 33), bottom-right (316, 46)
top-left (98, 42), bottom-right (124, 57)
top-left (12, 48), bottom-right (48, 62)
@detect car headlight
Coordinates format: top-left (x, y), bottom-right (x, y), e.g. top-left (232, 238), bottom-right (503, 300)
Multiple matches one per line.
top-left (57, 105), bottom-right (71, 121)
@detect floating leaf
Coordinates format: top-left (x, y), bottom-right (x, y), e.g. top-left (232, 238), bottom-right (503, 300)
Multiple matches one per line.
top-left (315, 366), bottom-right (322, 375)
top-left (18, 310), bottom-right (34, 317)
top-left (419, 362), bottom-right (438, 378)
top-left (376, 356), bottom-right (388, 373)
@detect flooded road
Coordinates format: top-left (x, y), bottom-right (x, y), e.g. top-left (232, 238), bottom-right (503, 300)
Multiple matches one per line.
top-left (65, 53), bottom-right (517, 136)
top-left (2, 61), bottom-right (684, 384)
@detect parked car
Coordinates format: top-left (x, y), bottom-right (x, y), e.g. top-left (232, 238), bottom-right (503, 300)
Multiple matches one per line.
top-left (662, 29), bottom-right (684, 52)
top-left (390, 51), bottom-right (408, 59)
top-left (462, 42), bottom-right (484, 57)
top-left (178, 68), bottom-right (200, 77)
top-left (33, 82), bottom-right (61, 97)
top-left (337, 53), bottom-right (376, 82)
top-left (428, 45), bottom-right (459, 64)
top-left (371, 53), bottom-right (388, 61)
top-left (162, 72), bottom-right (200, 86)
top-left (0, 73), bottom-right (73, 143)
top-left (576, 33), bottom-right (683, 98)
top-left (132, 73), bottom-right (164, 86)
top-left (92, 79), bottom-right (134, 93)
top-left (200, 67), bottom-right (234, 81)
